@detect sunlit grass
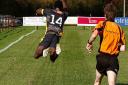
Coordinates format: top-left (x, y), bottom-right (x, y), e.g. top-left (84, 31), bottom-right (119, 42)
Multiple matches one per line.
top-left (0, 26), bottom-right (127, 85)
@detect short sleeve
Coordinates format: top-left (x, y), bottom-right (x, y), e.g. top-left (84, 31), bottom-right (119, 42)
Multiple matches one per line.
top-left (92, 21), bottom-right (104, 32)
top-left (95, 21), bottom-right (104, 29)
top-left (43, 9), bottom-right (52, 16)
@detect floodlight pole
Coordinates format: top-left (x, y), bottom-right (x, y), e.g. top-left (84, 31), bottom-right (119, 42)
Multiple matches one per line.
top-left (123, 0), bottom-right (125, 17)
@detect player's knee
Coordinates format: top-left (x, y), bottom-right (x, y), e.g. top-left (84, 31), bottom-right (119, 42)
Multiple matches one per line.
top-left (34, 51), bottom-right (42, 59)
top-left (107, 71), bottom-right (117, 85)
top-left (34, 46), bottom-right (44, 59)
top-left (108, 78), bottom-right (116, 85)
top-left (94, 79), bottom-right (101, 85)
top-left (94, 76), bottom-right (103, 85)
top-left (94, 79), bottom-right (100, 83)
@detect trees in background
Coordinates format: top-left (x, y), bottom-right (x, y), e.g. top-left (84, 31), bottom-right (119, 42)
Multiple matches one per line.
top-left (0, 0), bottom-right (127, 17)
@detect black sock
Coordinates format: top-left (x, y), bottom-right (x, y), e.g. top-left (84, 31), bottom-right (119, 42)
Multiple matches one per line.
top-left (50, 52), bottom-right (58, 62)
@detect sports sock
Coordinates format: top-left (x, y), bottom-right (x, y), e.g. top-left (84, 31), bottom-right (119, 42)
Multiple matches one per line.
top-left (50, 52), bottom-right (58, 62)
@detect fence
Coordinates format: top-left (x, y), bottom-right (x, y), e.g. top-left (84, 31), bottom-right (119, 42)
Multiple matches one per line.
top-left (23, 16), bottom-right (128, 27)
top-left (0, 15), bottom-right (22, 32)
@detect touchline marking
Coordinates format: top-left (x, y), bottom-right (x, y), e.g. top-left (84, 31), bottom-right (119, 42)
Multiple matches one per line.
top-left (0, 30), bottom-right (36, 54)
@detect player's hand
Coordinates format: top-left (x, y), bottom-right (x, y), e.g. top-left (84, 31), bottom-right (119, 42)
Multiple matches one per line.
top-left (59, 32), bottom-right (63, 36)
top-left (60, 0), bottom-right (66, 2)
top-left (36, 8), bottom-right (43, 15)
top-left (86, 43), bottom-right (93, 53)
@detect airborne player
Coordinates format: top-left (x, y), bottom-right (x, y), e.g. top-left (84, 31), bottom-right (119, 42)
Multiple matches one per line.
top-left (34, 0), bottom-right (68, 62)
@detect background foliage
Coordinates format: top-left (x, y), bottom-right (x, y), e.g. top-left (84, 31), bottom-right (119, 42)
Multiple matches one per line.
top-left (0, 0), bottom-right (127, 17)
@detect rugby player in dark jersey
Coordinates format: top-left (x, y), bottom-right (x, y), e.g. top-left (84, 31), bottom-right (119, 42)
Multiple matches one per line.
top-left (34, 0), bottom-right (68, 62)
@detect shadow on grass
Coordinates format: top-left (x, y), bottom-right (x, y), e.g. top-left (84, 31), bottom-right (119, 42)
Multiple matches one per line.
top-left (116, 83), bottom-right (128, 85)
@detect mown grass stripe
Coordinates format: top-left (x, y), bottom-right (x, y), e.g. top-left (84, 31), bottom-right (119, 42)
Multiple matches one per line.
top-left (0, 30), bottom-right (36, 54)
top-left (0, 26), bottom-right (128, 85)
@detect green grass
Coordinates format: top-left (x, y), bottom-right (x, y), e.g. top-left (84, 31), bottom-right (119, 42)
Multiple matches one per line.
top-left (0, 26), bottom-right (128, 85)
top-left (0, 27), bottom-right (35, 49)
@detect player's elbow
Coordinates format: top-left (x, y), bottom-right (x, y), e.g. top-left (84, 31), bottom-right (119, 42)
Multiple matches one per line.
top-left (63, 8), bottom-right (68, 11)
top-left (92, 30), bottom-right (98, 38)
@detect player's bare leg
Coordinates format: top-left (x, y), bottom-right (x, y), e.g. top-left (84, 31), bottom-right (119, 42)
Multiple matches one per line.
top-left (94, 70), bottom-right (104, 85)
top-left (107, 71), bottom-right (117, 85)
top-left (49, 47), bottom-right (58, 62)
top-left (34, 46), bottom-right (45, 59)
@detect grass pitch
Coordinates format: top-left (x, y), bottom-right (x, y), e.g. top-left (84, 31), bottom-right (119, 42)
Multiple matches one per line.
top-left (0, 26), bottom-right (128, 85)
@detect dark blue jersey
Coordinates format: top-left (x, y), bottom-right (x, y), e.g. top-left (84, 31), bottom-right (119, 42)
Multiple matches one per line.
top-left (43, 9), bottom-right (68, 35)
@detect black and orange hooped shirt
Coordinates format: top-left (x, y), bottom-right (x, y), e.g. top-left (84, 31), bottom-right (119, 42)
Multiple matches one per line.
top-left (94, 21), bottom-right (126, 55)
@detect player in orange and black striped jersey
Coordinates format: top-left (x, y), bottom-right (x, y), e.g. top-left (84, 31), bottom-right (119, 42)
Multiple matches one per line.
top-left (86, 2), bottom-right (126, 85)
top-left (34, 0), bottom-right (68, 62)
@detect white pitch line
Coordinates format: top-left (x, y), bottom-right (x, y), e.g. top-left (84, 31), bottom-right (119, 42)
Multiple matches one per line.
top-left (0, 30), bottom-right (36, 54)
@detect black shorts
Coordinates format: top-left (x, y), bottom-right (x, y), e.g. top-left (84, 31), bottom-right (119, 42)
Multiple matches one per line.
top-left (39, 34), bottom-right (60, 49)
top-left (96, 52), bottom-right (119, 75)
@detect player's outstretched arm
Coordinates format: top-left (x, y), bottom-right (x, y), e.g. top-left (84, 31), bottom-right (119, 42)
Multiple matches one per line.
top-left (36, 8), bottom-right (44, 15)
top-left (86, 30), bottom-right (98, 52)
top-left (61, 0), bottom-right (68, 10)
top-left (88, 30), bottom-right (98, 44)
